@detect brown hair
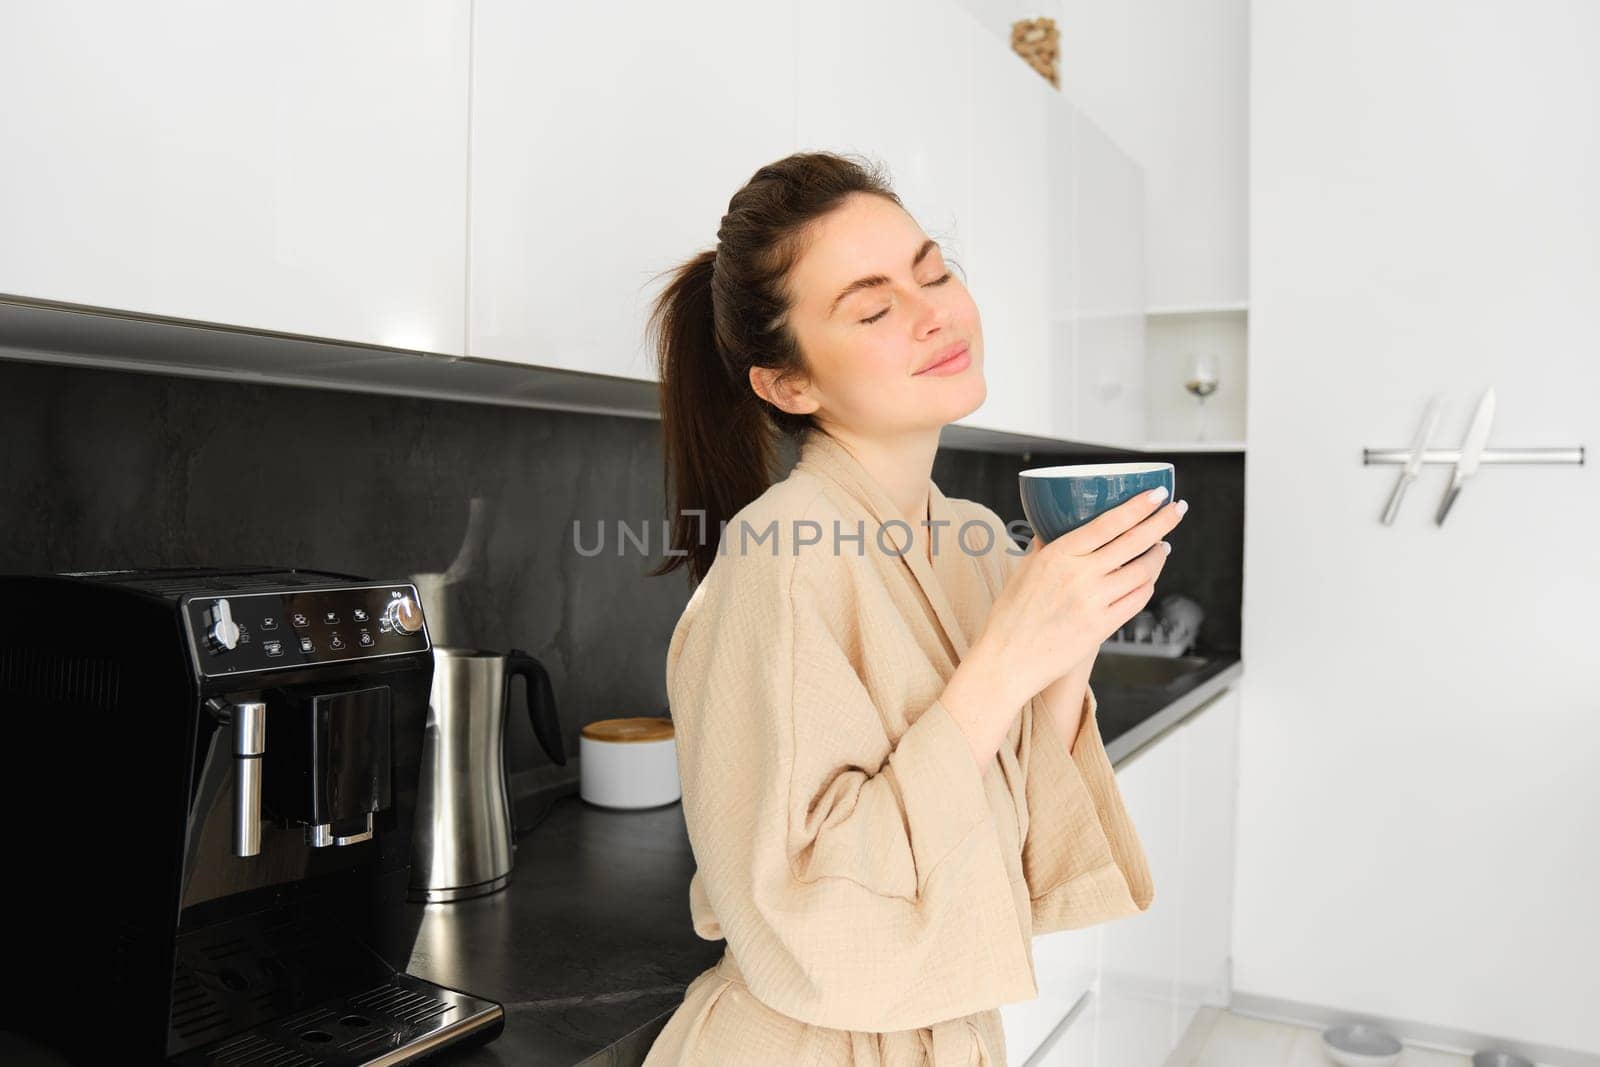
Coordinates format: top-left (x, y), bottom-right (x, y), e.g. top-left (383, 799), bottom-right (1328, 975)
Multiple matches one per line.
top-left (646, 151), bottom-right (903, 586)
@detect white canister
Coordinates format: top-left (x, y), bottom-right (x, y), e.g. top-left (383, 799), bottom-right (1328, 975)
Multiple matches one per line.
top-left (578, 716), bottom-right (680, 809)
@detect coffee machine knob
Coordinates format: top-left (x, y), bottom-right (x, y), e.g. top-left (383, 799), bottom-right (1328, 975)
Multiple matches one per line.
top-left (210, 598), bottom-right (241, 651)
top-left (384, 595), bottom-right (423, 636)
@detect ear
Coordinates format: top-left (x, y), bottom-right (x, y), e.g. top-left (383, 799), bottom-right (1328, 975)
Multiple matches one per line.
top-left (749, 364), bottom-right (820, 416)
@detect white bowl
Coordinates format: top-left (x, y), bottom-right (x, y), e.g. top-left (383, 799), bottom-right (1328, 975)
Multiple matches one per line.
top-left (1321, 1023), bottom-right (1402, 1067)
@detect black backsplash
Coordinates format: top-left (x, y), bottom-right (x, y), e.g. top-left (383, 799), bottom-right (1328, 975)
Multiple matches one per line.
top-left (932, 442), bottom-right (1246, 659)
top-left (0, 358), bottom-right (1242, 801)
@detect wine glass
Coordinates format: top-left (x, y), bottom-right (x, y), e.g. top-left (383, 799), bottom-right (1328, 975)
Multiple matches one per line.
top-left (1184, 352), bottom-right (1219, 441)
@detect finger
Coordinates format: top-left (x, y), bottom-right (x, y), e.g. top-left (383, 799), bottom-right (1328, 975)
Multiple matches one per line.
top-left (1102, 541), bottom-right (1168, 605)
top-left (1105, 569), bottom-right (1158, 621)
top-left (1058, 487), bottom-right (1172, 555)
top-left (1089, 500), bottom-right (1183, 572)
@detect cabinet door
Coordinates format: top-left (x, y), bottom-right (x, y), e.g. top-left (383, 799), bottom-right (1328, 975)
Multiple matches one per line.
top-left (1031, 990), bottom-right (1098, 1066)
top-left (1046, 99), bottom-right (1081, 442)
top-left (1175, 688), bottom-right (1241, 1037)
top-left (1071, 109), bottom-right (1147, 448)
top-left (958, 21), bottom-right (1054, 439)
top-left (1095, 730), bottom-right (1181, 1065)
top-left (469, 0), bottom-right (795, 378)
top-left (999, 926), bottom-right (1099, 1064)
top-left (0, 2), bottom-right (471, 354)
top-left (794, 0), bottom-right (974, 263)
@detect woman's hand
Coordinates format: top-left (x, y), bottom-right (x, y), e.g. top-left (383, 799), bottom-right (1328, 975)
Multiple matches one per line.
top-left (975, 487), bottom-right (1186, 710)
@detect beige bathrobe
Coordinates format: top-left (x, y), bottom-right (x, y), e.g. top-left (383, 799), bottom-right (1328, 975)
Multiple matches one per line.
top-left (643, 429), bottom-right (1154, 1066)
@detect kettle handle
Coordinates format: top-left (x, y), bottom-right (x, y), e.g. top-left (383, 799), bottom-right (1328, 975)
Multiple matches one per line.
top-left (505, 649), bottom-right (567, 767)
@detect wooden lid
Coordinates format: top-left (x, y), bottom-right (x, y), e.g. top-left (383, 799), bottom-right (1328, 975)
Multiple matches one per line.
top-left (580, 716), bottom-right (674, 743)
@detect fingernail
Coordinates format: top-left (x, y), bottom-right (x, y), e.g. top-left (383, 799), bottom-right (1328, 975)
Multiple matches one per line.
top-left (1162, 541), bottom-right (1172, 555)
top-left (1175, 499), bottom-right (1189, 517)
top-left (1148, 486), bottom-right (1170, 503)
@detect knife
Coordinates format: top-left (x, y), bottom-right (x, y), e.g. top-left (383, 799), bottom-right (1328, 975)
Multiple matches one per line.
top-left (1381, 394), bottom-right (1442, 525)
top-left (1435, 387), bottom-right (1496, 526)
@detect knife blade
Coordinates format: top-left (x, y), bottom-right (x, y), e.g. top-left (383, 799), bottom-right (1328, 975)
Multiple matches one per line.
top-left (1381, 394), bottom-right (1442, 525)
top-left (1435, 387), bottom-right (1496, 525)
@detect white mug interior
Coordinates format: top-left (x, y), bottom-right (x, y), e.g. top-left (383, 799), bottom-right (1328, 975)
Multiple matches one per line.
top-left (1019, 461), bottom-right (1174, 478)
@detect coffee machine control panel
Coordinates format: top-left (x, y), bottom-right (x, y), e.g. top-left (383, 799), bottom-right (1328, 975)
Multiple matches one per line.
top-left (181, 583), bottom-right (431, 677)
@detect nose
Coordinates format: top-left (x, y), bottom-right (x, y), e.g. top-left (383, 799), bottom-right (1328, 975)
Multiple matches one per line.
top-left (910, 286), bottom-right (952, 335)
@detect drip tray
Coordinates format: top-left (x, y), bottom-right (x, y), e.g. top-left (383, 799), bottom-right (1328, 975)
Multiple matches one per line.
top-left (177, 973), bottom-right (504, 1066)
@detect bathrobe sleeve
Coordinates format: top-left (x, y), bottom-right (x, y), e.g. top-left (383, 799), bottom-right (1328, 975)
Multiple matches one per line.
top-left (1020, 681), bottom-right (1155, 934)
top-left (666, 549), bottom-right (1039, 1033)
top-left (989, 517), bottom-right (1156, 935)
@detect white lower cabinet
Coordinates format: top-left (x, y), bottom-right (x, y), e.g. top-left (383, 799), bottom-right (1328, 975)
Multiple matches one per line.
top-left (1001, 926), bottom-right (1099, 1063)
top-left (1029, 990), bottom-right (1097, 1065)
top-left (1095, 724), bottom-right (1184, 1065)
top-left (1011, 687), bottom-right (1239, 1066)
top-left (1174, 687), bottom-right (1241, 1036)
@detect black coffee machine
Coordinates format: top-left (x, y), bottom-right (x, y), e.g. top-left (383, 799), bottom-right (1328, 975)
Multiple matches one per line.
top-left (0, 567), bottom-right (504, 1065)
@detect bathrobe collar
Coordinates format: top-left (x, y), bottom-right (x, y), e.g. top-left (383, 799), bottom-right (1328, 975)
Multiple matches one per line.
top-left (791, 428), bottom-right (973, 662)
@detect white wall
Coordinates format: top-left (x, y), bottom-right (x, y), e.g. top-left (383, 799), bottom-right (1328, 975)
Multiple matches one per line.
top-left (1242, 0), bottom-right (1599, 1057)
top-left (952, 0), bottom-right (1249, 309)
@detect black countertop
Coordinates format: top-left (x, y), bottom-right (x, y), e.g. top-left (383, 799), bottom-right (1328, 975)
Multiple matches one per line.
top-left (404, 792), bottom-right (721, 1066)
top-left (411, 650), bottom-right (1243, 1066)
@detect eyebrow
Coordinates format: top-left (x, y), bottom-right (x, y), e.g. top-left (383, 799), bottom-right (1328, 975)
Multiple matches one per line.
top-left (827, 238), bottom-right (941, 319)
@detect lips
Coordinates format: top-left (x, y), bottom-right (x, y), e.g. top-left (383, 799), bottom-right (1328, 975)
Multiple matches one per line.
top-left (915, 341), bottom-right (970, 375)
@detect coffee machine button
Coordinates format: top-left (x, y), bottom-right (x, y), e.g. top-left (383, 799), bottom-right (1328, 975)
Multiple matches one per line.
top-left (329, 634), bottom-right (346, 651)
top-left (383, 595), bottom-right (423, 636)
top-left (291, 612), bottom-right (310, 628)
top-left (299, 636), bottom-right (315, 654)
top-left (260, 616), bottom-right (278, 631)
top-left (358, 631), bottom-right (375, 648)
top-left (209, 598), bottom-right (241, 651)
top-left (353, 608), bottom-right (369, 622)
top-left (323, 611), bottom-right (340, 625)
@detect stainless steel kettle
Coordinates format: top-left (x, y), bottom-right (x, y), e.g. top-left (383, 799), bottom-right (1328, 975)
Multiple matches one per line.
top-left (408, 646), bottom-right (567, 902)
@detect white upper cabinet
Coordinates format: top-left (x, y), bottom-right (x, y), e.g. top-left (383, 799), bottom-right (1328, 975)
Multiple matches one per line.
top-left (794, 0), bottom-right (974, 261)
top-left (958, 15), bottom-right (1056, 441)
top-left (0, 2), bottom-right (471, 354)
top-left (1001, 923), bottom-right (1099, 1064)
top-left (0, 2), bottom-right (1147, 445)
top-left (1046, 99), bottom-right (1081, 443)
top-left (468, 0), bottom-right (796, 379)
top-left (1070, 108), bottom-right (1147, 448)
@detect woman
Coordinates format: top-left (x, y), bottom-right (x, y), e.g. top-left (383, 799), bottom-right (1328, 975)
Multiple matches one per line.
top-left (641, 152), bottom-right (1187, 1065)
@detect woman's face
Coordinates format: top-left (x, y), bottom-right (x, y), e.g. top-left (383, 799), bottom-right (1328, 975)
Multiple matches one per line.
top-left (760, 192), bottom-right (986, 435)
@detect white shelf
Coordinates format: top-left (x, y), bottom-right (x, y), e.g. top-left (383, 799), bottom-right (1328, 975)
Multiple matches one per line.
top-left (1145, 302), bottom-right (1248, 318)
top-left (1138, 440), bottom-right (1248, 453)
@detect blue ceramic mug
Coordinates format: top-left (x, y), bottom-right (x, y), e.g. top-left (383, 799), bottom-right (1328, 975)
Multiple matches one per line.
top-left (1018, 462), bottom-right (1176, 544)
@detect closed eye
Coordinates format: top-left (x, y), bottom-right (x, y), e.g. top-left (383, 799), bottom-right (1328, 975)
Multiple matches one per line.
top-left (860, 272), bottom-right (954, 325)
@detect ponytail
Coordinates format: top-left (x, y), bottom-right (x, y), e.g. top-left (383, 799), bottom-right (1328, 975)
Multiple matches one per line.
top-left (647, 249), bottom-right (782, 585)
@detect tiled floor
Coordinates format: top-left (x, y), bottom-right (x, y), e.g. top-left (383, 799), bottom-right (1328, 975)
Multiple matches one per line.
top-left (1168, 1007), bottom-right (1474, 1067)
